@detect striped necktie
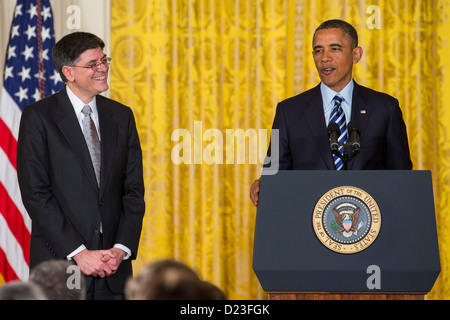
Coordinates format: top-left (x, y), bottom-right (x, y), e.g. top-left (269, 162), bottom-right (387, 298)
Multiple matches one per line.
top-left (329, 95), bottom-right (347, 170)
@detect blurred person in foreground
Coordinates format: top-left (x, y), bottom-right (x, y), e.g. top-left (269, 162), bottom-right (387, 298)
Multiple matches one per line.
top-left (125, 259), bottom-right (226, 300)
top-left (30, 259), bottom-right (86, 300)
top-left (0, 281), bottom-right (47, 300)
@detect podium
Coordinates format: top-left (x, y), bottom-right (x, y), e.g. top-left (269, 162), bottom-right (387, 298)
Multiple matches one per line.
top-left (253, 171), bottom-right (440, 300)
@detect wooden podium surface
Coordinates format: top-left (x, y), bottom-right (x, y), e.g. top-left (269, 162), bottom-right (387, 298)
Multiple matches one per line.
top-left (268, 292), bottom-right (425, 300)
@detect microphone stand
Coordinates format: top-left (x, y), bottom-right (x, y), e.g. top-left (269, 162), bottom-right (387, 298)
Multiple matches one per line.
top-left (328, 121), bottom-right (360, 170)
top-left (332, 141), bottom-right (359, 170)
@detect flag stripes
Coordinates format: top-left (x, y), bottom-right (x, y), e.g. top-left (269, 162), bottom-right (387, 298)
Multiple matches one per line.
top-left (0, 0), bottom-right (63, 282)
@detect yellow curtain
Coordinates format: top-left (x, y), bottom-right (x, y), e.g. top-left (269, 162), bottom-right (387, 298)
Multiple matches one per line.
top-left (110, 0), bottom-right (288, 299)
top-left (110, 0), bottom-right (450, 299)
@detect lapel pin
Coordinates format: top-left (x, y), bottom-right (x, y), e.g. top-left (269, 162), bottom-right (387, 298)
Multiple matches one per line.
top-left (360, 109), bottom-right (366, 114)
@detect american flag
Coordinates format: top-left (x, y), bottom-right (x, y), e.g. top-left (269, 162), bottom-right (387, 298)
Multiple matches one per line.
top-left (0, 0), bottom-right (63, 283)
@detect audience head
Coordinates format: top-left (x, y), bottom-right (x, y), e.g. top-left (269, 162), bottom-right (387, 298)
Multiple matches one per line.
top-left (0, 281), bottom-right (47, 300)
top-left (29, 259), bottom-right (86, 300)
top-left (125, 259), bottom-right (225, 300)
top-left (199, 280), bottom-right (226, 300)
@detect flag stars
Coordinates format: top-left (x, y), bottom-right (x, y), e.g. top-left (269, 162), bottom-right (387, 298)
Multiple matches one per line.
top-left (11, 25), bottom-right (20, 39)
top-left (41, 6), bottom-right (52, 21)
top-left (18, 66), bottom-right (31, 82)
top-left (4, 66), bottom-right (14, 81)
top-left (14, 4), bottom-right (23, 17)
top-left (5, 0), bottom-right (64, 108)
top-left (49, 70), bottom-right (63, 86)
top-left (24, 25), bottom-right (37, 41)
top-left (41, 27), bottom-right (51, 42)
top-left (15, 87), bottom-right (29, 102)
top-left (21, 45), bottom-right (34, 61)
top-left (27, 3), bottom-right (37, 19)
top-left (35, 69), bottom-right (45, 81)
top-left (7, 46), bottom-right (16, 60)
top-left (39, 48), bottom-right (50, 61)
top-left (32, 88), bottom-right (42, 102)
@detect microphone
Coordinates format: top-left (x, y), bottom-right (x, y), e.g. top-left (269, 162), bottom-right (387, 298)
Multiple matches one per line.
top-left (347, 121), bottom-right (361, 152)
top-left (327, 122), bottom-right (340, 152)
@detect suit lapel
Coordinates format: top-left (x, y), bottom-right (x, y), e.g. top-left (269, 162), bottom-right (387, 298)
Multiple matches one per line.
top-left (302, 85), bottom-right (335, 170)
top-left (350, 82), bottom-right (370, 131)
top-left (348, 82), bottom-right (371, 169)
top-left (97, 96), bottom-right (118, 199)
top-left (55, 87), bottom-right (100, 193)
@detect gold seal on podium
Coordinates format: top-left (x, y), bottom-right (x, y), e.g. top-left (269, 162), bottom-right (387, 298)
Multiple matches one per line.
top-left (312, 186), bottom-right (381, 254)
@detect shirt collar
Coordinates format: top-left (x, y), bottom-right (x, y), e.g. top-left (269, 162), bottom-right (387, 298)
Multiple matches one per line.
top-left (320, 79), bottom-right (354, 107)
top-left (65, 85), bottom-right (98, 118)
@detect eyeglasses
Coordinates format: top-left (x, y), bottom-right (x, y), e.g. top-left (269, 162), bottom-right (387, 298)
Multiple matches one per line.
top-left (70, 57), bottom-right (111, 71)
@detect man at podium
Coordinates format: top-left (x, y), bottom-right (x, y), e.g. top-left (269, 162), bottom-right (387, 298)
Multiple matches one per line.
top-left (250, 19), bottom-right (412, 206)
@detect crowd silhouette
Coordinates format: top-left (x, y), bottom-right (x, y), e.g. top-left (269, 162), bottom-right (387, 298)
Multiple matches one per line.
top-left (0, 259), bottom-right (226, 300)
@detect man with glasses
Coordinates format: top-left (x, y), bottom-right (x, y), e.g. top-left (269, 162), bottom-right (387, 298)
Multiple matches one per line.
top-left (17, 32), bottom-right (145, 299)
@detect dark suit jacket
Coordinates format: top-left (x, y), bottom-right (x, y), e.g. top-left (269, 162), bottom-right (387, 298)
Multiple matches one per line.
top-left (265, 82), bottom-right (412, 170)
top-left (17, 87), bottom-right (145, 294)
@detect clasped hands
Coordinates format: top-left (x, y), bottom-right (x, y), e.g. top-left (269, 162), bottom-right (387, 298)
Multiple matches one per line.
top-left (73, 247), bottom-right (125, 278)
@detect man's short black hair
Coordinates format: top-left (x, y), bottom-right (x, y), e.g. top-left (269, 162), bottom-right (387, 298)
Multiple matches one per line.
top-left (52, 32), bottom-right (105, 82)
top-left (313, 19), bottom-right (358, 49)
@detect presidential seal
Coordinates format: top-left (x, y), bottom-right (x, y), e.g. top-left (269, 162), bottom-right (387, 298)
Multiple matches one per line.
top-left (312, 186), bottom-right (381, 254)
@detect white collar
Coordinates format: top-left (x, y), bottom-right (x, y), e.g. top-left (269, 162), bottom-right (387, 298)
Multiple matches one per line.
top-left (66, 85), bottom-right (98, 118)
top-left (320, 79), bottom-right (354, 106)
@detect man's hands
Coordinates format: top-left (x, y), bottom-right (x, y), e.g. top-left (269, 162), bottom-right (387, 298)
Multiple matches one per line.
top-left (250, 178), bottom-right (261, 206)
top-left (73, 248), bottom-right (125, 278)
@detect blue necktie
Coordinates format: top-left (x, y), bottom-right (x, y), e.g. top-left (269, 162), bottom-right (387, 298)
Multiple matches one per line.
top-left (329, 95), bottom-right (347, 170)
